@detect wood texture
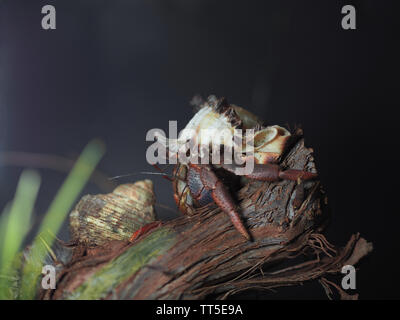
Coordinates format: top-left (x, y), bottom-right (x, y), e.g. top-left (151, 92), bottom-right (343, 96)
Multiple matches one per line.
top-left (38, 137), bottom-right (372, 300)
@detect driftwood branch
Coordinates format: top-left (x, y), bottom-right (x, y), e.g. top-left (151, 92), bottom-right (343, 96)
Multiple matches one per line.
top-left (37, 137), bottom-right (372, 300)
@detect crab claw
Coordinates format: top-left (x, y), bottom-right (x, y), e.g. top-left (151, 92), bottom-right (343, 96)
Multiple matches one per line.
top-left (211, 184), bottom-right (252, 241)
top-left (192, 164), bottom-right (251, 241)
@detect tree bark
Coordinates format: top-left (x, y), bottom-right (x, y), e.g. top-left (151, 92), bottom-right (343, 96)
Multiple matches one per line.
top-left (38, 137), bottom-right (372, 300)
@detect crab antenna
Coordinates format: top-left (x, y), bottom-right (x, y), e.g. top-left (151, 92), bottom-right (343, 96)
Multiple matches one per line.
top-left (152, 164), bottom-right (174, 182)
top-left (108, 171), bottom-right (173, 181)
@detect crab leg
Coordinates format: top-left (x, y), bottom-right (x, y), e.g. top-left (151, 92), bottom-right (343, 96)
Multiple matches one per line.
top-left (129, 221), bottom-right (162, 243)
top-left (221, 163), bottom-right (317, 182)
top-left (190, 164), bottom-right (251, 241)
top-left (211, 180), bottom-right (251, 240)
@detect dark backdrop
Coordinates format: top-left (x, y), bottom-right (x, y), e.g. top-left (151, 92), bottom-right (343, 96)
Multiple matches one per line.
top-left (0, 0), bottom-right (399, 299)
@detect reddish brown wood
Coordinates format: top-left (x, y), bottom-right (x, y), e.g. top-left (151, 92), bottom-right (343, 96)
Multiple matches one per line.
top-left (40, 136), bottom-right (372, 300)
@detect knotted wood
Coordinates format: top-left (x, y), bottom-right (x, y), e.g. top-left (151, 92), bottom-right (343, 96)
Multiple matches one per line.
top-left (38, 137), bottom-right (372, 300)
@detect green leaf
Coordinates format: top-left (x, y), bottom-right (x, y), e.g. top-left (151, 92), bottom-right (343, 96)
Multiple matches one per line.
top-left (18, 140), bottom-right (105, 299)
top-left (0, 170), bottom-right (41, 299)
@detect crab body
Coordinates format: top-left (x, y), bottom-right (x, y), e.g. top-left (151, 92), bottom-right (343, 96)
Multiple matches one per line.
top-left (166, 96), bottom-right (318, 240)
top-left (173, 162), bottom-right (240, 216)
top-left (173, 162), bottom-right (251, 239)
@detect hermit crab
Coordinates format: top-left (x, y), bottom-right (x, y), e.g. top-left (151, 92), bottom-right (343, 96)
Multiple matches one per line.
top-left (143, 96), bottom-right (317, 241)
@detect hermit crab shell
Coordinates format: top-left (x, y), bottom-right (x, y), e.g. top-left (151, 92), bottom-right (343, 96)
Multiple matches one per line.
top-left (157, 95), bottom-right (292, 164)
top-left (69, 180), bottom-right (156, 246)
top-left (156, 97), bottom-right (244, 154)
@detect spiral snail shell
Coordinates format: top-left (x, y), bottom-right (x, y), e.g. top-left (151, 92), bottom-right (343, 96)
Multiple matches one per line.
top-left (156, 95), bottom-right (292, 165)
top-left (69, 180), bottom-right (156, 246)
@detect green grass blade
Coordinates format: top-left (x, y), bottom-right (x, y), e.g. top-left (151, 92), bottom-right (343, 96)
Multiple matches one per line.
top-left (38, 140), bottom-right (105, 237)
top-left (19, 140), bottom-right (105, 299)
top-left (0, 170), bottom-right (41, 299)
top-left (0, 204), bottom-right (11, 258)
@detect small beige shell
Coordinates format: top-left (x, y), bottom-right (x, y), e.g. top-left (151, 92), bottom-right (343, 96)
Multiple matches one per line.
top-left (244, 125), bottom-right (291, 164)
top-left (69, 180), bottom-right (156, 246)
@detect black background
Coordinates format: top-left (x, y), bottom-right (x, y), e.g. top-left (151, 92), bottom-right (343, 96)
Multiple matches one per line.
top-left (0, 0), bottom-right (399, 299)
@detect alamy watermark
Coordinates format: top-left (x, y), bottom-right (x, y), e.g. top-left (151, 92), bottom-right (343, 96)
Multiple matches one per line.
top-left (41, 5), bottom-right (56, 30)
top-left (41, 265), bottom-right (56, 290)
top-left (145, 121), bottom-right (255, 175)
top-left (39, 5), bottom-right (356, 31)
top-left (341, 265), bottom-right (356, 290)
top-left (341, 5), bottom-right (356, 30)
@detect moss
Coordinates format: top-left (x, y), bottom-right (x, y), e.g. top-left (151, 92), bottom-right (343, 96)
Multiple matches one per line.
top-left (64, 227), bottom-right (176, 300)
